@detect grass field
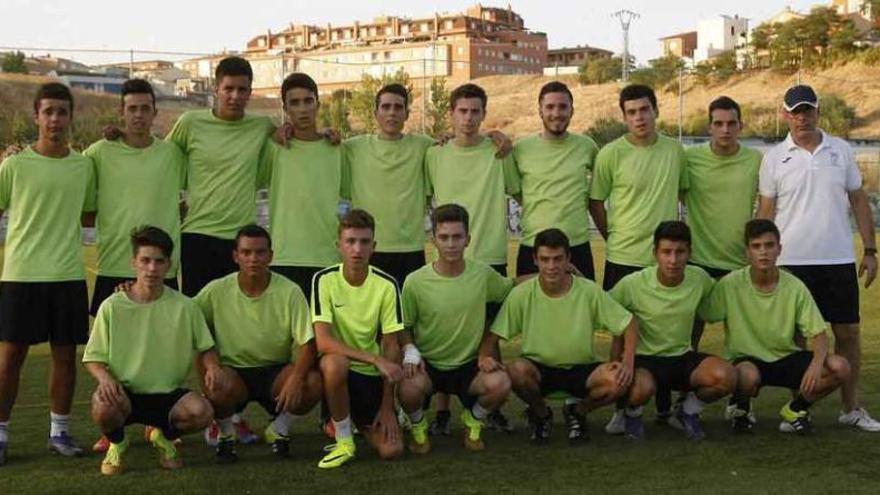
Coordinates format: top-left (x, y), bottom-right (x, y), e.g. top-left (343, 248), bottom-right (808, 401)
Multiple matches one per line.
top-left (1, 239), bottom-right (880, 494)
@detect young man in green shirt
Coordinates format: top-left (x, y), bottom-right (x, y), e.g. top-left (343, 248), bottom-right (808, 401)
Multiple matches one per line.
top-left (607, 221), bottom-right (736, 440)
top-left (197, 225), bottom-right (322, 462)
top-left (84, 226), bottom-right (221, 475)
top-left (398, 204), bottom-right (513, 453)
top-left (312, 209), bottom-right (405, 468)
top-left (0, 83), bottom-right (96, 465)
top-left (702, 219), bottom-right (850, 434)
top-left (482, 228), bottom-right (653, 444)
top-left (513, 81), bottom-right (600, 279)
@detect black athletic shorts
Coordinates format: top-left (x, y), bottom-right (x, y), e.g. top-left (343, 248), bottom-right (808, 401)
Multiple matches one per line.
top-left (424, 360), bottom-right (480, 410)
top-left (125, 387), bottom-right (189, 431)
top-left (517, 242), bottom-right (595, 280)
top-left (348, 370), bottom-right (384, 429)
top-left (181, 233), bottom-right (237, 297)
top-left (784, 263), bottom-right (860, 324)
top-left (733, 351), bottom-right (814, 390)
top-left (90, 275), bottom-right (179, 316)
top-left (233, 364), bottom-right (287, 414)
top-left (635, 352), bottom-right (711, 392)
top-left (370, 250), bottom-right (425, 287)
top-left (602, 261), bottom-right (643, 291)
top-left (272, 265), bottom-right (323, 301)
top-left (529, 359), bottom-right (601, 399)
top-left (0, 281), bottom-right (89, 345)
top-left (688, 263), bottom-right (731, 280)
top-left (485, 263), bottom-right (508, 324)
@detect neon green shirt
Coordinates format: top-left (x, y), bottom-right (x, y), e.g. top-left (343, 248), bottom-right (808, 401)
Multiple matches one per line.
top-left (610, 265), bottom-right (714, 357)
top-left (84, 138), bottom-right (185, 277)
top-left (685, 144), bottom-right (761, 270)
top-left (402, 261), bottom-right (513, 370)
top-left (343, 134), bottom-right (434, 252)
top-left (167, 109), bottom-right (274, 239)
top-left (83, 289), bottom-right (214, 394)
top-left (700, 267), bottom-right (827, 362)
top-left (312, 264), bottom-right (404, 375)
top-left (0, 147), bottom-right (96, 282)
top-left (492, 276), bottom-right (632, 368)
top-left (512, 133), bottom-right (599, 247)
top-left (589, 134), bottom-right (687, 266)
top-left (259, 138), bottom-right (346, 268)
top-left (425, 138), bottom-right (520, 265)
top-left (195, 272), bottom-right (313, 368)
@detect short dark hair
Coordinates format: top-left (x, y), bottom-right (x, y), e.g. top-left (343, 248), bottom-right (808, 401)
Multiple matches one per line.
top-left (431, 204), bottom-right (470, 234)
top-left (281, 72), bottom-right (318, 106)
top-left (708, 96), bottom-right (741, 123)
top-left (653, 221), bottom-right (691, 250)
top-left (121, 78), bottom-right (156, 107)
top-left (534, 228), bottom-right (570, 256)
top-left (215, 56), bottom-right (253, 83)
top-left (619, 84), bottom-right (657, 113)
top-left (235, 224), bottom-right (272, 250)
top-left (339, 208), bottom-right (375, 236)
top-left (744, 219), bottom-right (780, 244)
top-left (130, 225), bottom-right (173, 259)
top-left (375, 83), bottom-right (409, 110)
top-left (538, 81), bottom-right (573, 104)
top-left (450, 83), bottom-right (487, 111)
top-left (33, 82), bottom-right (73, 115)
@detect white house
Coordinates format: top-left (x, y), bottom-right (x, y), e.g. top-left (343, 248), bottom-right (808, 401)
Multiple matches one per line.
top-left (694, 15), bottom-right (749, 63)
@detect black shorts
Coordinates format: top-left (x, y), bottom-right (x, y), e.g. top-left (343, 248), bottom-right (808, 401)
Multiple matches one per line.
top-left (733, 351), bottom-right (813, 390)
top-left (635, 352), bottom-right (711, 392)
top-left (530, 359), bottom-right (601, 399)
top-left (370, 250), bottom-right (425, 287)
top-left (125, 387), bottom-right (189, 431)
top-left (784, 263), bottom-right (859, 324)
top-left (232, 364), bottom-right (287, 414)
top-left (602, 261), bottom-right (643, 291)
top-left (517, 242), bottom-right (595, 280)
top-left (348, 370), bottom-right (384, 429)
top-left (688, 263), bottom-right (731, 280)
top-left (181, 233), bottom-right (237, 297)
top-left (272, 265), bottom-right (322, 301)
top-left (0, 281), bottom-right (89, 345)
top-left (424, 360), bottom-right (480, 410)
top-left (90, 275), bottom-right (179, 316)
top-left (486, 264), bottom-right (508, 324)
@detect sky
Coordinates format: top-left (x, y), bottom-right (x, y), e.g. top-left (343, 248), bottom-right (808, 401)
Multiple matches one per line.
top-left (0, 0), bottom-right (827, 66)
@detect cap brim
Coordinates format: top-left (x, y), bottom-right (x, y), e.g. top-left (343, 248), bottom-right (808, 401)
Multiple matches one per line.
top-left (784, 101), bottom-right (819, 112)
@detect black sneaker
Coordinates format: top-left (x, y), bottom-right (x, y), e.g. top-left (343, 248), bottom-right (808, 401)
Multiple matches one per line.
top-left (429, 410), bottom-right (452, 436)
top-left (485, 410), bottom-right (514, 433)
top-left (562, 403), bottom-right (589, 444)
top-left (526, 407), bottom-right (553, 444)
top-left (731, 412), bottom-right (754, 434)
top-left (215, 436), bottom-right (238, 464)
top-left (0, 441), bottom-right (7, 466)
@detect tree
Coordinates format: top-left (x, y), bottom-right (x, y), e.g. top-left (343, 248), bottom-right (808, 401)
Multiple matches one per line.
top-left (628, 55), bottom-right (684, 91)
top-left (1, 51), bottom-right (27, 74)
top-left (585, 118), bottom-right (627, 147)
top-left (425, 77), bottom-right (450, 138)
top-left (818, 94), bottom-right (857, 137)
top-left (578, 56), bottom-right (622, 85)
top-left (348, 69), bottom-right (412, 133)
top-left (318, 89), bottom-right (352, 138)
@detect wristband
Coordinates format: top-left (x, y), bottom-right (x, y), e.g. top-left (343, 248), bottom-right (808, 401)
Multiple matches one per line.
top-left (402, 344), bottom-right (422, 366)
top-left (865, 247), bottom-right (877, 256)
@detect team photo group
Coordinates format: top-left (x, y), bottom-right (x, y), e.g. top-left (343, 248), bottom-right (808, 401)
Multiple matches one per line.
top-left (0, 54), bottom-right (877, 474)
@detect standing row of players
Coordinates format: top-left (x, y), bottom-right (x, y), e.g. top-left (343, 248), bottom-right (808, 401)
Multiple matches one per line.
top-left (0, 54), bottom-right (875, 469)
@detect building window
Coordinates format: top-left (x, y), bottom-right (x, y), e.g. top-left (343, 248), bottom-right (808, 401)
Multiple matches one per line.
top-left (344, 30), bottom-right (351, 39)
top-left (385, 26), bottom-right (392, 35)
top-left (402, 24), bottom-right (410, 34)
top-left (258, 38), bottom-right (266, 47)
top-left (445, 20), bottom-right (453, 29)
top-left (421, 22), bottom-right (429, 32)
top-left (457, 46), bottom-right (464, 55)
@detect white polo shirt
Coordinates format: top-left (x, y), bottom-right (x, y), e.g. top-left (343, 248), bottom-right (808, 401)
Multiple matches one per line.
top-left (759, 130), bottom-right (862, 266)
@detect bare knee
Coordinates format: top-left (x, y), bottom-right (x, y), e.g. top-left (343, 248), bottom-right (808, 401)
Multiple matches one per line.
top-left (826, 355), bottom-right (852, 385)
top-left (377, 440), bottom-right (404, 461)
top-left (507, 359), bottom-right (537, 387)
top-left (736, 363), bottom-right (761, 396)
top-left (628, 369), bottom-right (655, 405)
top-left (0, 344), bottom-right (29, 374)
top-left (481, 370), bottom-right (511, 398)
top-left (173, 394), bottom-right (214, 430)
top-left (320, 355), bottom-right (350, 381)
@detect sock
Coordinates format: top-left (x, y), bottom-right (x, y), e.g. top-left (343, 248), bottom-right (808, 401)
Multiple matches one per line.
top-left (333, 416), bottom-right (353, 441)
top-left (49, 412), bottom-right (69, 437)
top-left (270, 412), bottom-right (294, 436)
top-left (564, 397), bottom-right (581, 407)
top-left (735, 395), bottom-right (751, 412)
top-left (682, 392), bottom-right (706, 416)
top-left (218, 417), bottom-right (236, 437)
top-left (162, 424), bottom-right (182, 441)
top-left (0, 421), bottom-right (8, 443)
top-left (407, 408), bottom-right (424, 424)
top-left (471, 402), bottom-right (490, 420)
top-left (790, 394), bottom-right (812, 413)
top-left (625, 406), bottom-right (643, 418)
top-left (106, 428), bottom-right (125, 444)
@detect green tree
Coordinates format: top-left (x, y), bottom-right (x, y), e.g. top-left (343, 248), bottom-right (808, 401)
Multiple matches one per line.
top-left (585, 118), bottom-right (627, 147)
top-left (1, 51), bottom-right (27, 74)
top-left (349, 69), bottom-right (411, 133)
top-left (578, 56), bottom-right (622, 85)
top-left (318, 89), bottom-right (353, 138)
top-left (425, 77), bottom-right (450, 138)
top-left (818, 94), bottom-right (857, 137)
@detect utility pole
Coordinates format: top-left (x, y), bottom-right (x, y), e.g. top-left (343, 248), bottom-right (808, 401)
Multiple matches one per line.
top-left (612, 9), bottom-right (639, 82)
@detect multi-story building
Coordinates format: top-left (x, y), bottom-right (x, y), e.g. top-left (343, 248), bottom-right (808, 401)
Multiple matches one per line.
top-left (694, 15), bottom-right (749, 63)
top-left (660, 31), bottom-right (698, 59)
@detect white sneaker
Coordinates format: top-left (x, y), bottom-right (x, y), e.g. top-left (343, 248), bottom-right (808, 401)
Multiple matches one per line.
top-left (605, 408), bottom-right (625, 435)
top-left (839, 408), bottom-right (880, 432)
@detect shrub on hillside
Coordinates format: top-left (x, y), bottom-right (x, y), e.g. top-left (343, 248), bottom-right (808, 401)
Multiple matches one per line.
top-left (818, 94), bottom-right (856, 137)
top-left (586, 118), bottom-right (627, 147)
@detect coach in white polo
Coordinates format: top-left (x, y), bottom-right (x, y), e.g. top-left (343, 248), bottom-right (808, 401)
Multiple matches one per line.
top-left (757, 84), bottom-right (878, 432)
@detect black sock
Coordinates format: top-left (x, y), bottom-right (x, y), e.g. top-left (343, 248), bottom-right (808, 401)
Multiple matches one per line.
top-left (790, 394), bottom-right (812, 413)
top-left (106, 427), bottom-right (125, 444)
top-left (735, 395), bottom-right (751, 413)
top-left (162, 424), bottom-right (182, 441)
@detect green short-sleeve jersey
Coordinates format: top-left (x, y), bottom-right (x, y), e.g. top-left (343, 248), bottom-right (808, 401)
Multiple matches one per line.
top-left (589, 134), bottom-right (687, 266)
top-left (0, 147), bottom-right (96, 282)
top-left (311, 264), bottom-right (404, 375)
top-left (258, 139), bottom-right (344, 267)
top-left (425, 139), bottom-right (520, 265)
top-left (195, 272), bottom-right (313, 368)
top-left (343, 134), bottom-right (434, 252)
top-left (512, 133), bottom-right (599, 246)
top-left (84, 138), bottom-right (185, 277)
top-left (402, 261), bottom-right (513, 370)
top-left (83, 289), bottom-right (214, 394)
top-left (492, 276), bottom-right (632, 368)
top-left (167, 109), bottom-right (274, 239)
top-left (700, 268), bottom-right (827, 362)
top-left (685, 144), bottom-right (761, 270)
top-left (610, 265), bottom-right (714, 357)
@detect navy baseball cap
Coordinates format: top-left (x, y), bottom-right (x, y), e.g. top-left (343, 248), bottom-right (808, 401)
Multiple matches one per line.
top-left (783, 85), bottom-right (818, 112)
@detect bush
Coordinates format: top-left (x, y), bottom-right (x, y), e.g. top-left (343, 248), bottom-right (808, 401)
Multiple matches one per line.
top-left (578, 57), bottom-right (622, 85)
top-left (818, 94), bottom-right (856, 137)
top-left (585, 118), bottom-right (627, 147)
